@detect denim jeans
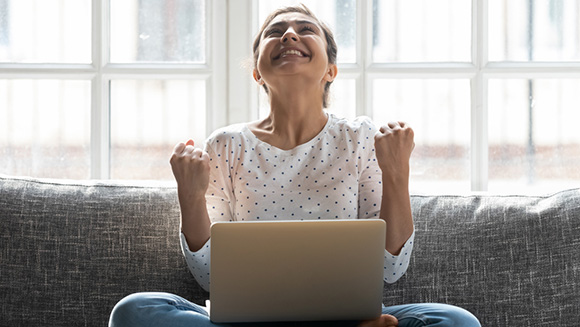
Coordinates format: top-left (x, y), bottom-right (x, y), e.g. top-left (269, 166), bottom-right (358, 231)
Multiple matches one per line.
top-left (109, 292), bottom-right (481, 327)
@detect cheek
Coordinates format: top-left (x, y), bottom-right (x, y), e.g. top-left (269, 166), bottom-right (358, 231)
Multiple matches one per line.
top-left (256, 40), bottom-right (275, 68)
top-left (256, 54), bottom-right (269, 76)
top-left (307, 38), bottom-right (329, 63)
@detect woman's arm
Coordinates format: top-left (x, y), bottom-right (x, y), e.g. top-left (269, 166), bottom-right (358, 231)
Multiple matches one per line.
top-left (178, 190), bottom-right (211, 252)
top-left (374, 122), bottom-right (415, 255)
top-left (380, 177), bottom-right (414, 255)
top-left (170, 140), bottom-right (211, 252)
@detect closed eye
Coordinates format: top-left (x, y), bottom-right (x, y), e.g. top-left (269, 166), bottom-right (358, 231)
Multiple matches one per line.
top-left (300, 25), bottom-right (316, 34)
top-left (266, 29), bottom-right (283, 37)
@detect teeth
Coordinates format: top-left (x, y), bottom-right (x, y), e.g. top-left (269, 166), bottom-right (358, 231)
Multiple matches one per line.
top-left (280, 50), bottom-right (303, 57)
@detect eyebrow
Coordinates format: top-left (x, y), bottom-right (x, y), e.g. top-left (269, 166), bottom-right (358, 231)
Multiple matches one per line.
top-left (266, 20), bottom-right (321, 31)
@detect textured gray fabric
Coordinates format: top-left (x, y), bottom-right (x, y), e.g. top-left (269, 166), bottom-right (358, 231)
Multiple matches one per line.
top-left (384, 192), bottom-right (580, 326)
top-left (0, 175), bottom-right (207, 327)
top-left (1, 174), bottom-right (579, 326)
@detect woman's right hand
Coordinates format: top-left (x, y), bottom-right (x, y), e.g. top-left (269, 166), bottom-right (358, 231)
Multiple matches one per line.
top-left (170, 140), bottom-right (211, 198)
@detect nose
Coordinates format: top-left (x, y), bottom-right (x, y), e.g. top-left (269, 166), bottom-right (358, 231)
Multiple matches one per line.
top-left (281, 27), bottom-right (299, 43)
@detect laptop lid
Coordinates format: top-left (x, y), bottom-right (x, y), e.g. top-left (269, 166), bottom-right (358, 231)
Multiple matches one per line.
top-left (209, 219), bottom-right (386, 323)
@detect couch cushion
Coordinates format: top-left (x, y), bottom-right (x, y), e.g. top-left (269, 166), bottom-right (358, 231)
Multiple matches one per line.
top-left (0, 175), bottom-right (208, 327)
top-left (385, 190), bottom-right (580, 326)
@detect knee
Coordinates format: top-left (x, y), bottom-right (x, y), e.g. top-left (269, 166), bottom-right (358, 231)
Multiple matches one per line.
top-left (109, 293), bottom-right (152, 327)
top-left (393, 303), bottom-right (481, 327)
top-left (440, 304), bottom-right (481, 327)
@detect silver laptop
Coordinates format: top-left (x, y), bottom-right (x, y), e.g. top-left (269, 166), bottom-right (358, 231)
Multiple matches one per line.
top-left (209, 219), bottom-right (386, 323)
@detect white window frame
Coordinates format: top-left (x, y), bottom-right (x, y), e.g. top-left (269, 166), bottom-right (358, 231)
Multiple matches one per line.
top-left (228, 0), bottom-right (580, 192)
top-left (0, 0), bottom-right (227, 179)
top-left (2, 0), bottom-right (580, 190)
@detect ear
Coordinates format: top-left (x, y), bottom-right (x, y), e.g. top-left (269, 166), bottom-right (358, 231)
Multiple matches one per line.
top-left (253, 69), bottom-right (264, 85)
top-left (323, 63), bottom-right (338, 83)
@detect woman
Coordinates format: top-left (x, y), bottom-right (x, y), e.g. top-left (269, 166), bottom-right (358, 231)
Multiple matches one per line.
top-left (109, 5), bottom-right (480, 327)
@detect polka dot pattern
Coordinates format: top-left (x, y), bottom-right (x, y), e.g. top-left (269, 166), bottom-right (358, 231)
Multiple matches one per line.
top-left (180, 114), bottom-right (415, 292)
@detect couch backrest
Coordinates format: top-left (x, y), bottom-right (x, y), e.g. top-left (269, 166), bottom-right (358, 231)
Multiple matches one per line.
top-left (0, 175), bottom-right (207, 327)
top-left (390, 192), bottom-right (580, 326)
top-left (2, 175), bottom-right (580, 326)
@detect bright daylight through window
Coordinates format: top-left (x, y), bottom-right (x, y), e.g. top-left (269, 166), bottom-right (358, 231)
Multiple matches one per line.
top-left (0, 0), bottom-right (579, 194)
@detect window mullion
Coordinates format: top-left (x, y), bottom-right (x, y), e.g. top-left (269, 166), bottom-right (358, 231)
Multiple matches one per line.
top-left (359, 0), bottom-right (372, 118)
top-left (208, 0), bottom-right (227, 133)
top-left (227, 0), bottom-right (255, 125)
top-left (471, 0), bottom-right (489, 191)
top-left (90, 0), bottom-right (110, 179)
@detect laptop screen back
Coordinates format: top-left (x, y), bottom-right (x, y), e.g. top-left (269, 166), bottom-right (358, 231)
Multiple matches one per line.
top-left (209, 219), bottom-right (386, 323)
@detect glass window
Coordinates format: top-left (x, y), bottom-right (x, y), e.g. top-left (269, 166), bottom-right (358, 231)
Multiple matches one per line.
top-left (372, 0), bottom-right (471, 63)
top-left (489, 0), bottom-right (580, 62)
top-left (258, 0), bottom-right (356, 63)
top-left (488, 79), bottom-right (580, 193)
top-left (0, 79), bottom-right (91, 178)
top-left (0, 0), bottom-right (91, 63)
top-left (2, 1), bottom-right (578, 193)
top-left (110, 79), bottom-right (206, 180)
top-left (327, 78), bottom-right (356, 120)
top-left (110, 0), bottom-right (206, 63)
top-left (372, 79), bottom-right (471, 193)
top-left (0, 0), bottom-right (213, 180)
top-left (0, 0), bottom-right (9, 46)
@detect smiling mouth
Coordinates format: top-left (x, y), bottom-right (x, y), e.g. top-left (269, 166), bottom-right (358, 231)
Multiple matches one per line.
top-left (274, 49), bottom-right (309, 60)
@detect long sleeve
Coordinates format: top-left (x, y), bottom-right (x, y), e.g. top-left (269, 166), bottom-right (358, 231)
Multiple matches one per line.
top-left (180, 232), bottom-right (211, 292)
top-left (180, 142), bottom-right (234, 292)
top-left (355, 116), bottom-right (415, 283)
top-left (383, 230), bottom-right (415, 283)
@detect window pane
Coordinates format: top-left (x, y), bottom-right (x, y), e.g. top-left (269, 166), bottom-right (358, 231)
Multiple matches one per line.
top-left (372, 79), bottom-right (471, 193)
top-left (0, 0), bottom-right (91, 63)
top-left (258, 0), bottom-right (356, 63)
top-left (373, 0), bottom-right (471, 63)
top-left (327, 78), bottom-right (356, 120)
top-left (110, 0), bottom-right (206, 63)
top-left (110, 80), bottom-right (206, 180)
top-left (489, 0), bottom-right (580, 62)
top-left (488, 79), bottom-right (580, 193)
top-left (0, 80), bottom-right (91, 178)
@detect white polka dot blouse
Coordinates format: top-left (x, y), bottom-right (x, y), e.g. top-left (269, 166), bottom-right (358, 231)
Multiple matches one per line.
top-left (180, 114), bottom-right (415, 292)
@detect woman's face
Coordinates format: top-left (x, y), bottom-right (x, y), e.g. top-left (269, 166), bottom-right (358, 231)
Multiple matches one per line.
top-left (254, 12), bottom-right (335, 91)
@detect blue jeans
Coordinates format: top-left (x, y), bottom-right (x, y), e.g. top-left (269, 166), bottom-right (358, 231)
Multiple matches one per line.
top-left (109, 292), bottom-right (481, 327)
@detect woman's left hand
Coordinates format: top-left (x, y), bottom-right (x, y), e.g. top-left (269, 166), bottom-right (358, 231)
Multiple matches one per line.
top-left (374, 121), bottom-right (415, 184)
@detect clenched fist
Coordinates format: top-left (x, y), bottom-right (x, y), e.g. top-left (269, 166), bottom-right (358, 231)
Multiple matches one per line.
top-left (170, 140), bottom-right (211, 197)
top-left (374, 121), bottom-right (415, 184)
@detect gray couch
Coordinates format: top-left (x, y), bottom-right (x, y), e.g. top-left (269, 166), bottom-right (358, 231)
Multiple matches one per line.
top-left (1, 174), bottom-right (579, 326)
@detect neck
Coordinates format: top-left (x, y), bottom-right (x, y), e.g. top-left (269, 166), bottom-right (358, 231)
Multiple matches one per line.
top-left (265, 108), bottom-right (328, 143)
top-left (250, 86), bottom-right (328, 150)
top-left (269, 75), bottom-right (325, 112)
